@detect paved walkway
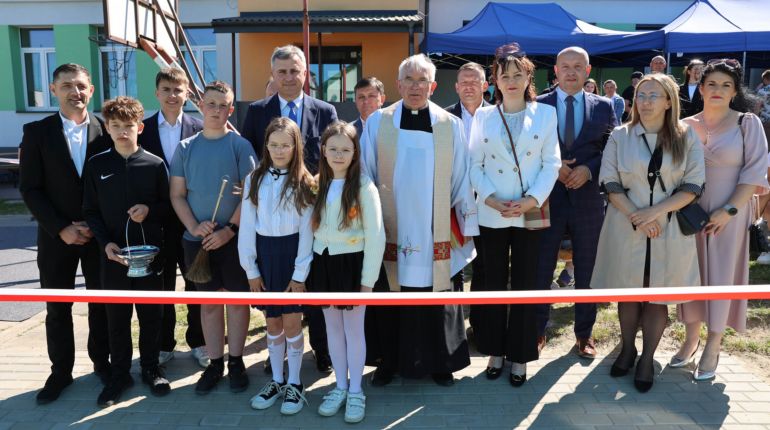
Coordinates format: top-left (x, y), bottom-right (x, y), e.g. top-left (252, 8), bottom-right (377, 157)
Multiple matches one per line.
top-left (1, 306), bottom-right (769, 430)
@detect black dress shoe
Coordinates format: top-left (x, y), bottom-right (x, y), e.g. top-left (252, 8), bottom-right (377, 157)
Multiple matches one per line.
top-left (97, 375), bottom-right (134, 407)
top-left (93, 363), bottom-right (112, 385)
top-left (314, 350), bottom-right (332, 373)
top-left (36, 374), bottom-right (73, 405)
top-left (633, 360), bottom-right (654, 393)
top-left (370, 367), bottom-right (394, 387)
top-left (485, 366), bottom-right (503, 380)
top-left (431, 372), bottom-right (454, 387)
top-left (610, 348), bottom-right (638, 378)
top-left (509, 373), bottom-right (527, 387)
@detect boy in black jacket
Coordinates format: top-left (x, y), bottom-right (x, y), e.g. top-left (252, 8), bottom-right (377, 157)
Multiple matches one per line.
top-left (83, 96), bottom-right (171, 407)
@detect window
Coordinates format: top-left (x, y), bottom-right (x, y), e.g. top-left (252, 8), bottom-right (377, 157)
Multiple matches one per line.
top-left (99, 45), bottom-right (137, 99)
top-left (180, 27), bottom-right (217, 89)
top-left (309, 47), bottom-right (361, 103)
top-left (20, 28), bottom-right (57, 109)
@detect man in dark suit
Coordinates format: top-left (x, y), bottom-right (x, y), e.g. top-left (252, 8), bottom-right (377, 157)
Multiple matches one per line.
top-left (679, 59), bottom-right (704, 118)
top-left (444, 62), bottom-right (491, 293)
top-left (138, 68), bottom-right (207, 369)
top-left (20, 63), bottom-right (112, 404)
top-left (352, 77), bottom-right (386, 137)
top-left (241, 44), bottom-right (338, 175)
top-left (535, 47), bottom-right (618, 359)
top-left (240, 44), bottom-right (337, 372)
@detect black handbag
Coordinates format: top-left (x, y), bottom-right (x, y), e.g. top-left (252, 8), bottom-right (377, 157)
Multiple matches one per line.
top-left (675, 203), bottom-right (710, 236)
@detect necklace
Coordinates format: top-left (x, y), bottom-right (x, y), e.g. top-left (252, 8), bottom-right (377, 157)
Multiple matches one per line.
top-left (702, 111), bottom-right (732, 145)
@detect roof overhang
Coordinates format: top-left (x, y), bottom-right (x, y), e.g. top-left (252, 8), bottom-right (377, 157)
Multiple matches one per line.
top-left (212, 10), bottom-right (423, 34)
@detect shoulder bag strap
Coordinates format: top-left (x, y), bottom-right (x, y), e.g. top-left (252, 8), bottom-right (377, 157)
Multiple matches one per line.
top-left (496, 105), bottom-right (526, 190)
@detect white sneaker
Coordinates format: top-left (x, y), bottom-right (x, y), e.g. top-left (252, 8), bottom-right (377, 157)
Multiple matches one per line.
top-left (757, 252), bottom-right (770, 265)
top-left (344, 391), bottom-right (366, 423)
top-left (158, 351), bottom-right (174, 365)
top-left (250, 380), bottom-right (283, 410)
top-left (191, 346), bottom-right (210, 368)
top-left (317, 387), bottom-right (347, 417)
top-left (280, 383), bottom-right (307, 415)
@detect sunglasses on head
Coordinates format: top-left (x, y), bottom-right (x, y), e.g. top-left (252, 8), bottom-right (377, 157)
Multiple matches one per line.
top-left (707, 58), bottom-right (741, 68)
top-left (495, 43), bottom-right (526, 60)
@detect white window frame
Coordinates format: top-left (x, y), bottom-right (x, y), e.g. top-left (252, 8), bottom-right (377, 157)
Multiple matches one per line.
top-left (99, 45), bottom-right (137, 100)
top-left (20, 44), bottom-right (56, 111)
top-left (181, 44), bottom-right (216, 85)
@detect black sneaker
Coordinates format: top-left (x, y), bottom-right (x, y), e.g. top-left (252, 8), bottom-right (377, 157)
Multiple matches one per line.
top-left (97, 375), bottom-right (134, 408)
top-left (195, 364), bottom-right (223, 395)
top-left (141, 366), bottom-right (171, 397)
top-left (280, 383), bottom-right (307, 415)
top-left (227, 360), bottom-right (249, 393)
top-left (249, 380), bottom-right (284, 410)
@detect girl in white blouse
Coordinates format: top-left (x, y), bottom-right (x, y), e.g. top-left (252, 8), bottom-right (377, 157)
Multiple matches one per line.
top-left (310, 122), bottom-right (385, 423)
top-left (239, 117), bottom-right (315, 415)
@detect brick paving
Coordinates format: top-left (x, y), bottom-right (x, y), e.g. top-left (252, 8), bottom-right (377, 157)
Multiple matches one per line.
top-left (1, 304), bottom-right (770, 430)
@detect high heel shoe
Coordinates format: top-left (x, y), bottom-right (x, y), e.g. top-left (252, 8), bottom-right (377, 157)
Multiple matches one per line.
top-left (633, 359), bottom-right (654, 393)
top-left (693, 354), bottom-right (719, 381)
top-left (610, 347), bottom-right (638, 377)
top-left (669, 340), bottom-right (700, 368)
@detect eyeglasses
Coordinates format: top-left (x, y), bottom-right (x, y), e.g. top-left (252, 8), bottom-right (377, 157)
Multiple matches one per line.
top-left (267, 143), bottom-right (294, 152)
top-left (635, 93), bottom-right (665, 103)
top-left (707, 58), bottom-right (741, 68)
top-left (401, 77), bottom-right (432, 88)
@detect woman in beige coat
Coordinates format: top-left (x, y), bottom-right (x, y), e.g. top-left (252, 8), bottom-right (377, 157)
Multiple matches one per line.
top-left (591, 73), bottom-right (705, 393)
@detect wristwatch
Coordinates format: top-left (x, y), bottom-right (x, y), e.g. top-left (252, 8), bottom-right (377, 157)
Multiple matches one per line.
top-left (722, 204), bottom-right (738, 216)
top-left (226, 222), bottom-right (239, 233)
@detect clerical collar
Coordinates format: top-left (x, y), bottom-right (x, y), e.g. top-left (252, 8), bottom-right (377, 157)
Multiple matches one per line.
top-left (400, 104), bottom-right (432, 132)
top-left (269, 167), bottom-right (289, 180)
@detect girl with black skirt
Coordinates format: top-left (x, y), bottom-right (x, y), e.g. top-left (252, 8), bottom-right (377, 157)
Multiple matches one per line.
top-left (238, 117), bottom-right (315, 415)
top-left (310, 122), bottom-right (385, 423)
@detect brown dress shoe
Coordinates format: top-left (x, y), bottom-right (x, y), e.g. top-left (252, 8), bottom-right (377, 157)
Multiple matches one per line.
top-left (576, 337), bottom-right (597, 359)
top-left (537, 336), bottom-right (547, 355)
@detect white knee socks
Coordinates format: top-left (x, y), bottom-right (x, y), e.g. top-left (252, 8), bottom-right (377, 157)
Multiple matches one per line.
top-left (266, 331), bottom-right (285, 384)
top-left (286, 332), bottom-right (304, 386)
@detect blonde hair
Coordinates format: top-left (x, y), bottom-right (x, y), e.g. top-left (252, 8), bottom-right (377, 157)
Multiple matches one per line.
top-left (630, 74), bottom-right (687, 165)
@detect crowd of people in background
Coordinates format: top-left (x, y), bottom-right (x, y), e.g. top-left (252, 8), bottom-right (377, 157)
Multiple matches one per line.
top-left (18, 40), bottom-right (770, 424)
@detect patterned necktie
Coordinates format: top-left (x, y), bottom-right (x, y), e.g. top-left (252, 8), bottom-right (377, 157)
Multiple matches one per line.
top-left (564, 95), bottom-right (575, 149)
top-left (287, 100), bottom-right (298, 124)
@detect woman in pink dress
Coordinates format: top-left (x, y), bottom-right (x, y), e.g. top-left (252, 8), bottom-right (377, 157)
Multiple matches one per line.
top-left (673, 59), bottom-right (769, 381)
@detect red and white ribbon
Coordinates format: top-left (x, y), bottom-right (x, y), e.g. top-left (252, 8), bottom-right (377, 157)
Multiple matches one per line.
top-left (0, 285), bottom-right (768, 306)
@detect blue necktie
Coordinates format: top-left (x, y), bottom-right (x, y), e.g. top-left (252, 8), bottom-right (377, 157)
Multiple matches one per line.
top-left (564, 95), bottom-right (575, 149)
top-left (287, 100), bottom-right (298, 124)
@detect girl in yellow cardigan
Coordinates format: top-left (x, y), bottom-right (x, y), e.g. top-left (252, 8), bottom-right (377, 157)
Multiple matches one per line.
top-left (310, 122), bottom-right (385, 423)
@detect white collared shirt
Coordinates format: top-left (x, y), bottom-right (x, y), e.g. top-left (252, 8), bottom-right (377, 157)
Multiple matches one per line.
top-left (158, 111), bottom-right (184, 163)
top-left (279, 93), bottom-right (304, 127)
top-left (460, 101), bottom-right (482, 143)
top-left (60, 112), bottom-right (89, 177)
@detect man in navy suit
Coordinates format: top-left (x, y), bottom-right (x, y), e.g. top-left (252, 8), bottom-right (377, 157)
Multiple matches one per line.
top-left (241, 45), bottom-right (338, 175)
top-left (240, 45), bottom-right (337, 372)
top-left (352, 77), bottom-right (386, 137)
top-left (535, 47), bottom-right (618, 359)
top-left (444, 62), bottom-right (491, 293)
top-left (138, 68), bottom-right (208, 370)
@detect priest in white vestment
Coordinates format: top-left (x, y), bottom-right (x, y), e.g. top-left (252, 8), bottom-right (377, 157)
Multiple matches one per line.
top-left (360, 54), bottom-right (479, 386)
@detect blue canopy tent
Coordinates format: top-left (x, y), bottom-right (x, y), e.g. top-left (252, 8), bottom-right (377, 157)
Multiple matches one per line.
top-left (424, 2), bottom-right (663, 56)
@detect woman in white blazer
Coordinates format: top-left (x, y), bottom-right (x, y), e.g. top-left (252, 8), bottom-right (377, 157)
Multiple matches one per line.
top-left (468, 43), bottom-right (561, 387)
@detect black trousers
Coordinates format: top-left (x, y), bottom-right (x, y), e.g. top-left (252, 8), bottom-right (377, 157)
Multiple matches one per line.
top-left (159, 229), bottom-right (204, 351)
top-left (103, 260), bottom-right (163, 379)
top-left (364, 266), bottom-right (399, 370)
top-left (471, 226), bottom-right (540, 363)
top-left (305, 304), bottom-right (328, 355)
top-left (37, 230), bottom-right (110, 377)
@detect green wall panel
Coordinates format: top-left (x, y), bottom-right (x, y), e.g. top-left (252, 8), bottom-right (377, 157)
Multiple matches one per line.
top-left (0, 26), bottom-right (22, 110)
top-left (53, 25), bottom-right (100, 110)
top-left (136, 53), bottom-right (159, 111)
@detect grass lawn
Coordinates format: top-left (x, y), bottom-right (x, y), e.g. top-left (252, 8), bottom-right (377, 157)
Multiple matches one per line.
top-left (0, 199), bottom-right (28, 215)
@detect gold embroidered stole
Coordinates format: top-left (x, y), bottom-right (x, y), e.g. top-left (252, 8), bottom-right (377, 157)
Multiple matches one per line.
top-left (376, 102), bottom-right (453, 292)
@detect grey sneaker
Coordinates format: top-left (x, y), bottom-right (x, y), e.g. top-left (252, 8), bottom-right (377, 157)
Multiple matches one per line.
top-left (317, 387), bottom-right (347, 417)
top-left (344, 391), bottom-right (366, 423)
top-left (191, 346), bottom-right (210, 368)
top-left (158, 351), bottom-right (174, 365)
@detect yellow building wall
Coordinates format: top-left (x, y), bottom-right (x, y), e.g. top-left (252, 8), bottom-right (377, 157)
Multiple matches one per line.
top-left (240, 32), bottom-right (413, 102)
top-left (239, 0), bottom-right (419, 12)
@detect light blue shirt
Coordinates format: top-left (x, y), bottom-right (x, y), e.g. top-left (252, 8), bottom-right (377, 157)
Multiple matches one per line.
top-left (555, 87), bottom-right (585, 143)
top-left (279, 93), bottom-right (304, 128)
